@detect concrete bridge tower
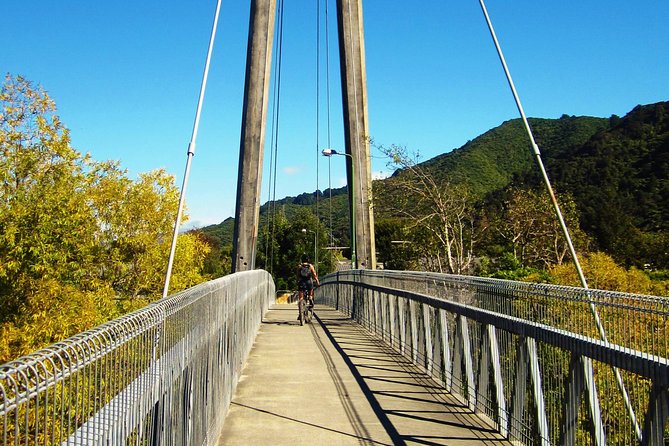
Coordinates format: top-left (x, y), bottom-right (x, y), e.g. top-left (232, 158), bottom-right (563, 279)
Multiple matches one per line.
top-left (233, 0), bottom-right (376, 271)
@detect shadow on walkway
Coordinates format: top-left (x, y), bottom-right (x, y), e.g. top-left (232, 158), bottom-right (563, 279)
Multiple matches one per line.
top-left (218, 304), bottom-right (511, 446)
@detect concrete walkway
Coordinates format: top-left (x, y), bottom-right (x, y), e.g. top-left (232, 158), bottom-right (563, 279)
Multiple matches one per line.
top-left (218, 304), bottom-right (513, 446)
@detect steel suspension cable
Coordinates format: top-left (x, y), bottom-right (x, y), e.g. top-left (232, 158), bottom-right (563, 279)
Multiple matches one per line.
top-left (315, 0), bottom-right (321, 272)
top-left (478, 0), bottom-right (641, 439)
top-left (326, 0), bottom-right (334, 247)
top-left (263, 29), bottom-right (277, 269)
top-left (268, 0), bottom-right (286, 273)
top-left (163, 0), bottom-right (223, 298)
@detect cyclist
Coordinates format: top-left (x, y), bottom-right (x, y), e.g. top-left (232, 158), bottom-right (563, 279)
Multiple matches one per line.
top-left (297, 255), bottom-right (319, 309)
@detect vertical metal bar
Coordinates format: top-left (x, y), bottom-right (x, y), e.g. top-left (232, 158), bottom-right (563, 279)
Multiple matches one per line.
top-left (7, 375), bottom-right (18, 446)
top-left (409, 300), bottom-right (419, 364)
top-left (560, 353), bottom-right (584, 446)
top-left (487, 324), bottom-right (508, 437)
top-left (25, 364), bottom-right (39, 445)
top-left (398, 297), bottom-right (406, 355)
top-left (582, 357), bottom-right (606, 445)
top-left (439, 309), bottom-right (452, 391)
top-left (43, 357), bottom-right (56, 446)
top-left (424, 305), bottom-right (434, 374)
top-left (641, 384), bottom-right (669, 446)
top-left (1, 383), bottom-right (7, 445)
top-left (510, 336), bottom-right (528, 443)
top-left (388, 294), bottom-right (396, 349)
top-left (477, 325), bottom-right (491, 415)
top-left (36, 361), bottom-right (47, 445)
top-left (526, 338), bottom-right (550, 446)
top-left (374, 290), bottom-right (380, 334)
top-left (459, 316), bottom-right (476, 411)
top-left (453, 315), bottom-right (464, 397)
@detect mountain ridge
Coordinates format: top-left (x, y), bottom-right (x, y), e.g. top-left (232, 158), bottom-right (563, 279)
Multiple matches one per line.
top-left (198, 101), bottom-right (668, 268)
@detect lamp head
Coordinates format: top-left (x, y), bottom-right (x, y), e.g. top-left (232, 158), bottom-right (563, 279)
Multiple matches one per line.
top-left (321, 148), bottom-right (339, 156)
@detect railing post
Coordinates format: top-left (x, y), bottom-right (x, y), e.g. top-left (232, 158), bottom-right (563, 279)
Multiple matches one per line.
top-left (424, 305), bottom-right (434, 374)
top-left (477, 324), bottom-right (507, 437)
top-left (335, 272), bottom-right (340, 310)
top-left (374, 289), bottom-right (381, 335)
top-left (453, 315), bottom-right (475, 411)
top-left (398, 297), bottom-right (407, 355)
top-left (489, 324), bottom-right (508, 437)
top-left (409, 300), bottom-right (419, 364)
top-left (477, 326), bottom-right (491, 416)
top-left (511, 337), bottom-right (550, 445)
top-left (389, 294), bottom-right (397, 350)
top-left (351, 282), bottom-right (358, 321)
top-left (439, 309), bottom-right (452, 391)
top-left (510, 336), bottom-right (529, 442)
top-left (582, 356), bottom-right (605, 445)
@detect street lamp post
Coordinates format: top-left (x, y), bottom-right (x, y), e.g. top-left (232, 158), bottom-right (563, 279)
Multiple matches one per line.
top-left (321, 148), bottom-right (356, 269)
top-left (301, 228), bottom-right (317, 274)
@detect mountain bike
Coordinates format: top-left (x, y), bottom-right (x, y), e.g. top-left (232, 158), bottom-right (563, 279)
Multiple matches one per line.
top-left (298, 294), bottom-right (314, 325)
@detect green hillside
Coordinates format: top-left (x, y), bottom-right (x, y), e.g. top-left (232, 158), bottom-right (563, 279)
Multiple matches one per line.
top-left (198, 103), bottom-right (668, 270)
top-left (549, 102), bottom-right (669, 267)
top-left (422, 116), bottom-right (611, 197)
top-left (200, 217), bottom-right (235, 246)
top-left (200, 187), bottom-right (353, 248)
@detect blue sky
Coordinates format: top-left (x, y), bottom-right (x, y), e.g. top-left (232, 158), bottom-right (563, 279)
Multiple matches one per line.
top-left (3, 1), bottom-right (668, 227)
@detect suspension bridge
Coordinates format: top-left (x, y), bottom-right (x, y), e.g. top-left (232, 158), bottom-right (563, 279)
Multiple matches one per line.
top-left (1, 0), bottom-right (668, 445)
top-left (2, 271), bottom-right (667, 445)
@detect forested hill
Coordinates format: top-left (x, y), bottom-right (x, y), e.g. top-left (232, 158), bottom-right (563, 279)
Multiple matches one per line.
top-left (419, 115), bottom-right (612, 197)
top-left (199, 186), bottom-right (350, 247)
top-left (405, 102), bottom-right (668, 267)
top-left (199, 116), bottom-right (611, 243)
top-left (548, 102), bottom-right (669, 267)
top-left (199, 101), bottom-right (668, 268)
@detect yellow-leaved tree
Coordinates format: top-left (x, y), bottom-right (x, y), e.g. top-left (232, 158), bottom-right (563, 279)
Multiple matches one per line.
top-left (550, 251), bottom-right (668, 296)
top-left (0, 74), bottom-right (210, 363)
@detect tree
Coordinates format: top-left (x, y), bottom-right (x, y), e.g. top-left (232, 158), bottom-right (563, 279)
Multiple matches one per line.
top-left (87, 165), bottom-right (191, 298)
top-left (196, 231), bottom-right (232, 279)
top-left (374, 144), bottom-right (476, 274)
top-left (550, 252), bottom-right (668, 295)
top-left (490, 187), bottom-right (588, 270)
top-left (374, 218), bottom-right (419, 270)
top-left (0, 74), bottom-right (209, 362)
top-left (257, 207), bottom-right (335, 290)
top-left (1, 75), bottom-right (99, 319)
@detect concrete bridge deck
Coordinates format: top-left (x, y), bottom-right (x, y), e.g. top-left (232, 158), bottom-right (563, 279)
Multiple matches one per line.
top-left (218, 304), bottom-right (512, 446)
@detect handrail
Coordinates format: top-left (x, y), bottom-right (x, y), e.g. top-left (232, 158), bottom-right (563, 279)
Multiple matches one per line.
top-left (317, 270), bottom-right (669, 445)
top-left (0, 270), bottom-right (275, 445)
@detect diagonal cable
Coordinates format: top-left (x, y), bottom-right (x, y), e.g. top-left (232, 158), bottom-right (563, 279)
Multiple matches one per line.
top-left (478, 0), bottom-right (641, 439)
top-left (163, 0), bottom-right (223, 298)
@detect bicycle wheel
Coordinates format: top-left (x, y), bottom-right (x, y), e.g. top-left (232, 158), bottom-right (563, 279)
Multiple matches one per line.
top-left (298, 299), bottom-right (304, 326)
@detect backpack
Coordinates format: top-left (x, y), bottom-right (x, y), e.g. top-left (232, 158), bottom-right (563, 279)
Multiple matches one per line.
top-left (299, 264), bottom-right (311, 279)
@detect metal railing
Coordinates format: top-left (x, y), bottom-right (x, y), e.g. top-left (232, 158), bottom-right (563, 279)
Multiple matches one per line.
top-left (316, 270), bottom-right (669, 445)
top-left (0, 270), bottom-right (275, 445)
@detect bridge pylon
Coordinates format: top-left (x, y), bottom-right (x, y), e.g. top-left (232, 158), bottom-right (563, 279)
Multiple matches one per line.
top-left (232, 0), bottom-right (376, 271)
top-left (336, 0), bottom-right (376, 269)
top-left (232, 0), bottom-right (276, 272)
